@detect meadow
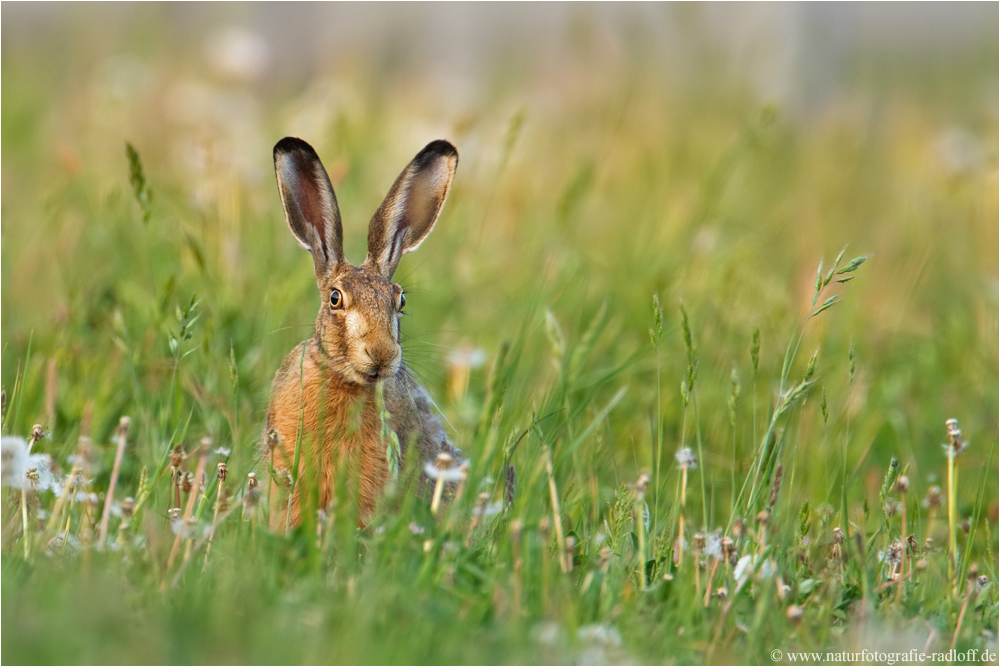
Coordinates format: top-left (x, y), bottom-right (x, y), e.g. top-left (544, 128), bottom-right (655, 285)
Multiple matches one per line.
top-left (1, 6), bottom-right (997, 665)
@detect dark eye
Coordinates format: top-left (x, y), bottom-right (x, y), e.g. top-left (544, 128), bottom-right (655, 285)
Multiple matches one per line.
top-left (399, 292), bottom-right (406, 310)
top-left (330, 289), bottom-right (343, 309)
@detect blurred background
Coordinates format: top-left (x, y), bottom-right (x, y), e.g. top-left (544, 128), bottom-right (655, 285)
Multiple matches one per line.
top-left (2, 1), bottom-right (997, 516)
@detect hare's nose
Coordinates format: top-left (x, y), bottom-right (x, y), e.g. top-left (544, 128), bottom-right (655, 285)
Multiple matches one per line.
top-left (365, 346), bottom-right (396, 369)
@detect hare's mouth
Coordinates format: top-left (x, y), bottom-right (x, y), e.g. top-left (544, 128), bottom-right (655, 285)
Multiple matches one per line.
top-left (363, 370), bottom-right (380, 383)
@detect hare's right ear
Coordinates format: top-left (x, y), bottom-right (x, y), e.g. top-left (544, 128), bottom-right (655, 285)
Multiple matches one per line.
top-left (273, 137), bottom-right (344, 278)
top-left (365, 140), bottom-right (458, 279)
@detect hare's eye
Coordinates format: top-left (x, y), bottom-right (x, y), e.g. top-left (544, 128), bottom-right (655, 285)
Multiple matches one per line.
top-left (330, 289), bottom-right (343, 309)
top-left (399, 292), bottom-right (406, 310)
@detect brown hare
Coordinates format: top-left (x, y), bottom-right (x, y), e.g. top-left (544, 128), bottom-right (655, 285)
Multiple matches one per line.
top-left (264, 137), bottom-right (462, 532)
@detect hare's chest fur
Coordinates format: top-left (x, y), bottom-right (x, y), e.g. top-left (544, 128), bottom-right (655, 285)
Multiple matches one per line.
top-left (265, 342), bottom-right (439, 530)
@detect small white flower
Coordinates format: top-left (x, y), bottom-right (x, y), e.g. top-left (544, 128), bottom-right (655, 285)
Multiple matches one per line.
top-left (675, 447), bottom-right (697, 469)
top-left (408, 522), bottom-right (425, 535)
top-left (213, 447), bottom-right (232, 457)
top-left (532, 621), bottom-right (563, 648)
top-left (171, 515), bottom-right (202, 539)
top-left (473, 501), bottom-right (503, 518)
top-left (447, 347), bottom-right (487, 369)
top-left (734, 555), bottom-right (754, 581)
top-left (734, 554), bottom-right (776, 581)
top-left (577, 624), bottom-right (622, 647)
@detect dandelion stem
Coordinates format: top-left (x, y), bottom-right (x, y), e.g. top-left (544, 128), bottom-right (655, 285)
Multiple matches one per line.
top-left (98, 417), bottom-right (130, 550)
top-left (947, 453), bottom-right (958, 592)
top-left (20, 487), bottom-right (29, 559)
top-left (431, 478), bottom-right (445, 516)
top-left (165, 452), bottom-right (206, 577)
top-left (677, 465), bottom-right (688, 564)
top-left (46, 464), bottom-right (80, 534)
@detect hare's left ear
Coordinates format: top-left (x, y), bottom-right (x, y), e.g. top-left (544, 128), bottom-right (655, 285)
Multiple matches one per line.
top-left (274, 137), bottom-right (344, 279)
top-left (365, 140), bottom-right (458, 279)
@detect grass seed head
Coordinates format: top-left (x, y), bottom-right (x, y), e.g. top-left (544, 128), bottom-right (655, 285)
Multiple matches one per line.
top-left (217, 462), bottom-right (228, 482)
top-left (768, 463), bottom-right (784, 509)
top-left (116, 416), bottom-right (131, 438)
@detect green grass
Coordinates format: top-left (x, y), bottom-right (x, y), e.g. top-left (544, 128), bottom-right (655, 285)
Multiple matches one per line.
top-left (2, 10), bottom-right (998, 665)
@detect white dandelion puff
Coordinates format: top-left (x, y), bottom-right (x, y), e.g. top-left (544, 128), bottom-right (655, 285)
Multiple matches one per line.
top-left (675, 447), bottom-right (697, 469)
top-left (1, 437), bottom-right (29, 486)
top-left (424, 460), bottom-right (465, 483)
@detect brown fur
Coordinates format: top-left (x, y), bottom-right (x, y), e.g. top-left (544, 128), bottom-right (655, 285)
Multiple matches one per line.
top-left (263, 137), bottom-right (460, 532)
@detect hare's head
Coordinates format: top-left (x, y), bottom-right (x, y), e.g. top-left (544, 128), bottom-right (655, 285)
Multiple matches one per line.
top-left (273, 137), bottom-right (458, 386)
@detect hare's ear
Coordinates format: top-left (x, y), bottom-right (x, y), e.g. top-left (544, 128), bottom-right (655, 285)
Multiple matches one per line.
top-left (274, 137), bottom-right (344, 278)
top-left (365, 140), bottom-right (458, 279)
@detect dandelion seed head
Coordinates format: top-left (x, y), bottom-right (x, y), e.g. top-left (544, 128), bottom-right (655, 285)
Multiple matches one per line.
top-left (170, 445), bottom-right (187, 469)
top-left (895, 475), bottom-right (910, 494)
top-left (675, 447), bottom-right (697, 469)
top-left (883, 499), bottom-right (901, 517)
top-left (424, 458), bottom-right (463, 482)
top-left (786, 605), bottom-right (804, 624)
top-left (1, 437), bottom-right (29, 486)
top-left (14, 453), bottom-right (58, 492)
top-left (635, 473), bottom-right (650, 495)
top-left (30, 424), bottom-right (47, 444)
top-left (705, 532), bottom-right (723, 559)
